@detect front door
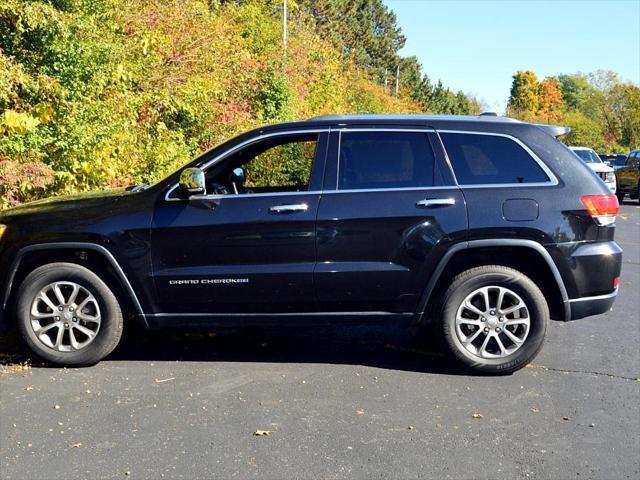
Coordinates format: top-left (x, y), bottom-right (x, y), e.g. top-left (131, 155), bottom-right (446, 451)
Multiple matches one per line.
top-left (315, 127), bottom-right (467, 315)
top-left (150, 130), bottom-right (328, 316)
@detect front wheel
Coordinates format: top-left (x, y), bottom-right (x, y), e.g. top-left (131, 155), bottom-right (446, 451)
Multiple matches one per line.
top-left (16, 263), bottom-right (123, 367)
top-left (438, 265), bottom-right (548, 374)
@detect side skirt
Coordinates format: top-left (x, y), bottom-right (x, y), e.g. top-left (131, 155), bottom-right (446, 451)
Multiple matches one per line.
top-left (145, 311), bottom-right (414, 329)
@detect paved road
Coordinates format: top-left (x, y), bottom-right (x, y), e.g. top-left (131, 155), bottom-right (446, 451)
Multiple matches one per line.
top-left (1, 203), bottom-right (639, 480)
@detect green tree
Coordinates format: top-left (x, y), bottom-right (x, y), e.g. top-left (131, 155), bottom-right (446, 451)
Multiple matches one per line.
top-left (562, 111), bottom-right (608, 151)
top-left (299, 0), bottom-right (405, 81)
top-left (556, 73), bottom-right (592, 110)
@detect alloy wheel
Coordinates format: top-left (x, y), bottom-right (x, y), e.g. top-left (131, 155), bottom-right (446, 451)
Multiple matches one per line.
top-left (29, 281), bottom-right (102, 352)
top-left (455, 286), bottom-right (530, 359)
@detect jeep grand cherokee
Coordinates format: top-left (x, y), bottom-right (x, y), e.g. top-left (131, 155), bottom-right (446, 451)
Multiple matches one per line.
top-left (0, 114), bottom-right (623, 374)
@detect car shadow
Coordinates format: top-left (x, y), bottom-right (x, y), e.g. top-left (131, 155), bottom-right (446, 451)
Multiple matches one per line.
top-left (109, 324), bottom-right (466, 375)
top-left (0, 325), bottom-right (470, 376)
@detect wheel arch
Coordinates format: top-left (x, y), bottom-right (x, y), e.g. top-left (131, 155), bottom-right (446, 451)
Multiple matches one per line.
top-left (3, 243), bottom-right (147, 328)
top-left (417, 239), bottom-right (570, 323)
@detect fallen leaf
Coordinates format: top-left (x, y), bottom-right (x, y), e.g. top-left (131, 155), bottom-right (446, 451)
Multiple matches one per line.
top-left (472, 413), bottom-right (483, 419)
top-left (155, 377), bottom-right (175, 383)
top-left (407, 425), bottom-right (414, 430)
top-left (562, 416), bottom-right (571, 421)
top-left (25, 386), bottom-right (34, 391)
top-left (70, 442), bottom-right (82, 448)
top-left (355, 409), bottom-right (365, 415)
top-left (54, 405), bottom-right (61, 410)
top-left (531, 407), bottom-right (540, 413)
top-left (254, 429), bottom-right (273, 436)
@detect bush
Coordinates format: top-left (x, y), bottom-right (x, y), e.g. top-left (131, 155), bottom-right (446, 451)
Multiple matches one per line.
top-left (0, 0), bottom-right (418, 208)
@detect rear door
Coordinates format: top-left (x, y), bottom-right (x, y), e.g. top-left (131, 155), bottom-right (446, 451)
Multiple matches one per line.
top-left (314, 127), bottom-right (467, 315)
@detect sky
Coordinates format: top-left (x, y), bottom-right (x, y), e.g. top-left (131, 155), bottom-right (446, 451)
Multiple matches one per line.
top-left (382, 0), bottom-right (640, 113)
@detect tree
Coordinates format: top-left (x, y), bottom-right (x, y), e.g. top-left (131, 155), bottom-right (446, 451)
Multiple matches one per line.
top-left (298, 0), bottom-right (405, 81)
top-left (556, 73), bottom-right (592, 110)
top-left (507, 70), bottom-right (540, 119)
top-left (537, 78), bottom-right (564, 123)
top-left (562, 111), bottom-right (608, 151)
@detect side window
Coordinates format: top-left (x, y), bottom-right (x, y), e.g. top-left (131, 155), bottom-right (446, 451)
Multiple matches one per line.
top-left (338, 131), bottom-right (436, 190)
top-left (206, 134), bottom-right (318, 195)
top-left (440, 132), bottom-right (550, 185)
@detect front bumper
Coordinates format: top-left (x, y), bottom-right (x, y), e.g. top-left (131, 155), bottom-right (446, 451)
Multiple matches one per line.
top-left (568, 288), bottom-right (618, 320)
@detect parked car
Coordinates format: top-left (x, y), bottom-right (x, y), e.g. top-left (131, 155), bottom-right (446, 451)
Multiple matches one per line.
top-left (599, 153), bottom-right (628, 170)
top-left (615, 149), bottom-right (640, 203)
top-left (0, 115), bottom-right (622, 374)
top-left (569, 146), bottom-right (617, 193)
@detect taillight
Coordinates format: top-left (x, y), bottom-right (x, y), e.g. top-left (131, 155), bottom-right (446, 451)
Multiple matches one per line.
top-left (613, 277), bottom-right (620, 289)
top-left (581, 194), bottom-right (619, 226)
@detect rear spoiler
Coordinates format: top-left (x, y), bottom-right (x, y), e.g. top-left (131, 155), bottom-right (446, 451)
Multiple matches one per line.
top-left (536, 124), bottom-right (571, 138)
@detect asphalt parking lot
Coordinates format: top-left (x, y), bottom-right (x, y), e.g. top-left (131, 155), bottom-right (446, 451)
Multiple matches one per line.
top-left (1, 202), bottom-right (639, 480)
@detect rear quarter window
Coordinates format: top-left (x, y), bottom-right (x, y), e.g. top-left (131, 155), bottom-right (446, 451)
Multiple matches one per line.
top-left (440, 132), bottom-right (550, 185)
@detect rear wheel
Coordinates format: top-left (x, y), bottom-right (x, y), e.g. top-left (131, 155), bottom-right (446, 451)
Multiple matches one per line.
top-left (16, 263), bottom-right (123, 366)
top-left (616, 191), bottom-right (625, 204)
top-left (438, 265), bottom-right (548, 374)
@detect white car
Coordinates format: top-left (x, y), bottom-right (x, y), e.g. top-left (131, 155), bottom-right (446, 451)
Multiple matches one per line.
top-left (569, 146), bottom-right (617, 193)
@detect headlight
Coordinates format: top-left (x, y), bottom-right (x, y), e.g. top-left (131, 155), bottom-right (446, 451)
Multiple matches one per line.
top-left (606, 172), bottom-right (615, 182)
top-left (0, 224), bottom-right (6, 241)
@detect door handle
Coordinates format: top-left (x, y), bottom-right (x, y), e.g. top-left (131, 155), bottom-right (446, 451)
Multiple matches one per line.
top-left (416, 198), bottom-right (456, 208)
top-left (269, 203), bottom-right (309, 213)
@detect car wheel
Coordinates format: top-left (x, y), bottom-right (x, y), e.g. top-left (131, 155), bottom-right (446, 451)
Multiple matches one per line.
top-left (438, 265), bottom-right (548, 375)
top-left (616, 191), bottom-right (625, 205)
top-left (16, 262), bottom-right (123, 367)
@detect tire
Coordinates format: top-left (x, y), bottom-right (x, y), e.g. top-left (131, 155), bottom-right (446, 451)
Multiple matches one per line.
top-left (616, 191), bottom-right (625, 205)
top-left (437, 265), bottom-right (548, 375)
top-left (16, 262), bottom-right (123, 367)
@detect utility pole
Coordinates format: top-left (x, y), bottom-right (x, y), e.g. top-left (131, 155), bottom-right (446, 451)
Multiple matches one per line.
top-left (283, 0), bottom-right (288, 64)
top-left (395, 65), bottom-right (400, 97)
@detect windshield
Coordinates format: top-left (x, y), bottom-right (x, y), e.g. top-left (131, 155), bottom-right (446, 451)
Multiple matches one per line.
top-left (573, 149), bottom-right (602, 164)
top-left (613, 155), bottom-right (628, 166)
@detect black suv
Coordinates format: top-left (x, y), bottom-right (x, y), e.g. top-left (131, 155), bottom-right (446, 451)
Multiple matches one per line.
top-left (0, 115), bottom-right (623, 373)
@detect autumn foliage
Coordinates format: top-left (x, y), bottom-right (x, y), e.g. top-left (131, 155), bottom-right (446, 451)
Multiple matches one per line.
top-left (507, 70), bottom-right (639, 151)
top-left (0, 0), bottom-right (422, 208)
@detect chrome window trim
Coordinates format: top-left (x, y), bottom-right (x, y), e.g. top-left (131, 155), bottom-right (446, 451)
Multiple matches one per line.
top-left (323, 186), bottom-right (458, 194)
top-left (436, 130), bottom-right (559, 188)
top-left (164, 128), bottom-right (329, 201)
top-left (165, 126), bottom-right (559, 201)
top-left (182, 190), bottom-right (323, 201)
top-left (335, 127), bottom-right (438, 192)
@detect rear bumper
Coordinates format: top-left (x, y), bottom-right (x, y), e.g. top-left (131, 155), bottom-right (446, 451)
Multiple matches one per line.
top-left (568, 288), bottom-right (618, 320)
top-left (553, 240), bottom-right (622, 321)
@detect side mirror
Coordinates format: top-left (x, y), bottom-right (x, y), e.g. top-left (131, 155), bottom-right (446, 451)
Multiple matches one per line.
top-left (604, 161), bottom-right (611, 167)
top-left (179, 167), bottom-right (206, 195)
top-left (228, 167), bottom-right (246, 195)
